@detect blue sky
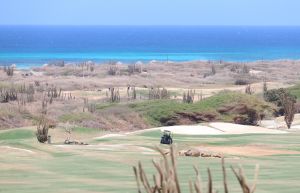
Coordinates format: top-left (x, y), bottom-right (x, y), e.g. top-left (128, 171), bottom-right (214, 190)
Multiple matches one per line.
top-left (0, 0), bottom-right (299, 25)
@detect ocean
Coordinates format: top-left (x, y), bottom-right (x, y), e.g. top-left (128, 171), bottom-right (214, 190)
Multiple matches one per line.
top-left (1, 26), bottom-right (300, 68)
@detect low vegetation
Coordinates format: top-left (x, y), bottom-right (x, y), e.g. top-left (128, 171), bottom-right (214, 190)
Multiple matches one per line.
top-left (3, 65), bottom-right (14, 76)
top-left (36, 118), bottom-right (50, 143)
top-left (59, 112), bottom-right (94, 123)
top-left (288, 83), bottom-right (300, 100)
top-left (279, 90), bottom-right (296, 129)
top-left (129, 91), bottom-right (275, 126)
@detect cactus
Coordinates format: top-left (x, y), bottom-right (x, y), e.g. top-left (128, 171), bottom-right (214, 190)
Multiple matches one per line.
top-left (183, 89), bottom-right (195, 103)
top-left (108, 87), bottom-right (120, 102)
top-left (148, 87), bottom-right (170, 100)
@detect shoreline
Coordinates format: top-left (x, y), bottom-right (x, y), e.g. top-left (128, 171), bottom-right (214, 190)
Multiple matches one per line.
top-left (2, 58), bottom-right (300, 70)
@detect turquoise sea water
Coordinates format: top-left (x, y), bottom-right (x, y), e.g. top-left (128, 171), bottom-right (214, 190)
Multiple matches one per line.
top-left (1, 26), bottom-right (300, 68)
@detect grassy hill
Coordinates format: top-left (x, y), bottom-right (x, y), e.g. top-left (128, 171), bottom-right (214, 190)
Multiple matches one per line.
top-left (129, 91), bottom-right (275, 126)
top-left (288, 83), bottom-right (300, 101)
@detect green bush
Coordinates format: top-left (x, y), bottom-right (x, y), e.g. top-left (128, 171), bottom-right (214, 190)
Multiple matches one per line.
top-left (264, 88), bottom-right (296, 116)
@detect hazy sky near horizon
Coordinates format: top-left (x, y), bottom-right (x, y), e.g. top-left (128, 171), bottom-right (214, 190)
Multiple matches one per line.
top-left (0, 0), bottom-right (299, 26)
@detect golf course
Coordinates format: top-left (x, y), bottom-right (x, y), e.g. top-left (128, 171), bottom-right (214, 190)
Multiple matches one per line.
top-left (1, 124), bottom-right (300, 193)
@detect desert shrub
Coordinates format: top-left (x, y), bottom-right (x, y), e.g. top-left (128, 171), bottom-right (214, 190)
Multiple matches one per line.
top-left (90, 65), bottom-right (95, 72)
top-left (234, 79), bottom-right (249, 85)
top-left (26, 84), bottom-right (35, 102)
top-left (0, 87), bottom-right (18, 103)
top-left (107, 62), bottom-right (119, 75)
top-left (229, 64), bottom-right (239, 72)
top-left (203, 72), bottom-right (211, 78)
top-left (128, 63), bottom-right (142, 75)
top-left (264, 88), bottom-right (296, 116)
top-left (279, 90), bottom-right (296, 129)
top-left (211, 64), bottom-right (216, 75)
top-left (47, 86), bottom-right (62, 99)
top-left (264, 89), bottom-right (282, 105)
top-left (86, 61), bottom-right (95, 72)
top-left (34, 81), bottom-right (40, 87)
top-left (36, 118), bottom-right (50, 143)
top-left (108, 65), bottom-right (118, 75)
top-left (242, 64), bottom-right (250, 74)
top-left (245, 84), bottom-right (255, 95)
top-left (83, 98), bottom-right (96, 113)
top-left (3, 65), bottom-right (14, 76)
top-left (0, 83), bottom-right (38, 103)
top-left (133, 146), bottom-right (259, 193)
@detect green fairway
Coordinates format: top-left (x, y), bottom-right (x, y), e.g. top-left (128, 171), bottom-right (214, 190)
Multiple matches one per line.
top-left (0, 128), bottom-right (300, 193)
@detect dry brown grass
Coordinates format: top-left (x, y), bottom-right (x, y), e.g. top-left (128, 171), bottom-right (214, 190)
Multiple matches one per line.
top-left (2, 60), bottom-right (298, 90)
top-left (0, 60), bottom-right (298, 130)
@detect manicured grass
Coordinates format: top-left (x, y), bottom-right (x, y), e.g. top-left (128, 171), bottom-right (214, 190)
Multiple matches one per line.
top-left (72, 126), bottom-right (102, 133)
top-left (0, 129), bottom-right (34, 140)
top-left (1, 129), bottom-right (300, 193)
top-left (288, 83), bottom-right (300, 101)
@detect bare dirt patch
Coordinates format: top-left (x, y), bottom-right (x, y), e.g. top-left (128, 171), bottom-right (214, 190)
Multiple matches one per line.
top-left (201, 145), bottom-right (299, 157)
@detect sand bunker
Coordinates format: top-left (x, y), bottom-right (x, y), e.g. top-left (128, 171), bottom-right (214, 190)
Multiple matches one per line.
top-left (157, 122), bottom-right (287, 135)
top-left (94, 122), bottom-right (289, 140)
top-left (209, 122), bottom-right (287, 134)
top-left (159, 125), bottom-right (223, 135)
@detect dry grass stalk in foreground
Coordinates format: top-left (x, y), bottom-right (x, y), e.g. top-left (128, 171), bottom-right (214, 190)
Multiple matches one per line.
top-left (133, 146), bottom-right (259, 193)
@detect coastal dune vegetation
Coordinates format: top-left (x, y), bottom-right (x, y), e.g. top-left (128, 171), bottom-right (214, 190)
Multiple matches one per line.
top-left (0, 60), bottom-right (299, 131)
